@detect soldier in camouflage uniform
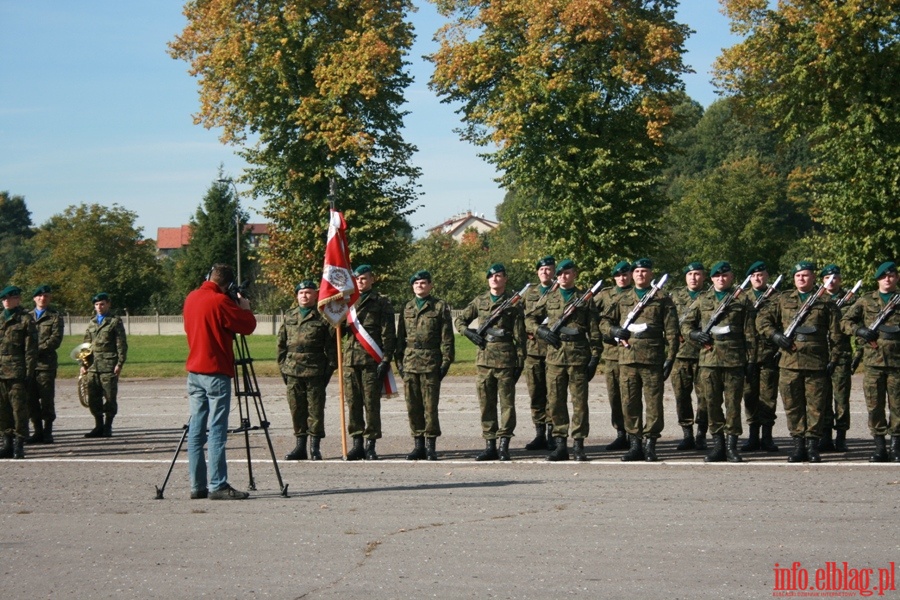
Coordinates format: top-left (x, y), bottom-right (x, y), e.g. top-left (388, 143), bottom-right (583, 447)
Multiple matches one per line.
top-left (395, 270), bottom-right (455, 461)
top-left (82, 292), bottom-right (127, 438)
top-left (0, 286), bottom-right (37, 459)
top-left (669, 261), bottom-right (708, 451)
top-left (840, 261), bottom-right (900, 462)
top-left (682, 262), bottom-right (756, 462)
top-left (595, 260), bottom-right (633, 451)
top-left (26, 285), bottom-right (64, 444)
top-left (742, 261), bottom-right (781, 452)
top-left (342, 265), bottom-right (396, 461)
top-left (819, 264), bottom-right (857, 453)
top-left (527, 259), bottom-right (600, 462)
top-left (456, 263), bottom-right (527, 461)
top-left (600, 258), bottom-right (679, 462)
top-left (522, 256), bottom-right (557, 452)
top-left (278, 280), bottom-right (337, 461)
top-left (757, 261), bottom-right (841, 463)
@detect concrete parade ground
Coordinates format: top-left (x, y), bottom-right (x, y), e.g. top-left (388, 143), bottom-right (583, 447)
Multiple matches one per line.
top-left (1, 375), bottom-right (898, 599)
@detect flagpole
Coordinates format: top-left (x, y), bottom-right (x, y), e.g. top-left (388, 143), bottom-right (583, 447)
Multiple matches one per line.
top-left (336, 322), bottom-right (348, 459)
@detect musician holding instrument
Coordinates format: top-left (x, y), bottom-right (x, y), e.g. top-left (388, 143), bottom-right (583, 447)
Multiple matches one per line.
top-left (456, 263), bottom-right (527, 461)
top-left (840, 261), bottom-right (900, 462)
top-left (81, 292), bottom-right (127, 438)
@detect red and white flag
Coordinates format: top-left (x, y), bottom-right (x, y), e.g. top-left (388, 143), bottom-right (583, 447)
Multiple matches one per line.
top-left (318, 209), bottom-right (359, 325)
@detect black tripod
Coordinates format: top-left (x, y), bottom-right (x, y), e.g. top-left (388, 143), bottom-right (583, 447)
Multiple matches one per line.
top-left (155, 334), bottom-right (289, 499)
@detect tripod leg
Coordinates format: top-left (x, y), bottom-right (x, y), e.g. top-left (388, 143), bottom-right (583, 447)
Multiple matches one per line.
top-left (155, 422), bottom-right (189, 500)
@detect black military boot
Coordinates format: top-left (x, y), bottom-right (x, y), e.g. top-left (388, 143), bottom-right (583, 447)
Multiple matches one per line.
top-left (309, 436), bottom-right (322, 460)
top-left (524, 424), bottom-right (547, 451)
top-left (572, 438), bottom-right (587, 462)
top-left (695, 423), bottom-right (708, 451)
top-left (476, 439), bottom-right (499, 461)
top-left (43, 420), bottom-right (54, 444)
top-left (806, 438), bottom-right (821, 463)
top-left (365, 439), bottom-right (379, 460)
top-left (84, 415), bottom-right (104, 438)
top-left (545, 424), bottom-right (557, 451)
top-left (705, 433), bottom-right (726, 463)
top-left (818, 428), bottom-right (835, 452)
top-left (102, 415), bottom-right (114, 438)
top-left (891, 437), bottom-right (900, 463)
top-left (787, 437), bottom-right (807, 463)
top-left (346, 435), bottom-right (365, 461)
top-left (12, 436), bottom-right (24, 459)
top-left (284, 435), bottom-right (307, 460)
top-left (547, 437), bottom-right (568, 461)
top-left (834, 429), bottom-right (848, 453)
top-left (621, 434), bottom-right (644, 462)
top-left (25, 419), bottom-right (44, 444)
top-left (498, 437), bottom-right (511, 461)
top-left (605, 429), bottom-right (628, 451)
top-left (643, 437), bottom-right (658, 462)
top-left (425, 437), bottom-right (438, 461)
top-left (676, 426), bottom-right (695, 451)
top-left (741, 424), bottom-right (761, 452)
top-left (726, 435), bottom-right (743, 463)
top-left (0, 434), bottom-right (13, 459)
top-left (869, 435), bottom-right (889, 463)
top-left (406, 436), bottom-right (426, 460)
top-left (760, 425), bottom-right (779, 452)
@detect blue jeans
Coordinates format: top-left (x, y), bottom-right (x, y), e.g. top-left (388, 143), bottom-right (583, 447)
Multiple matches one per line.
top-left (187, 373), bottom-right (232, 493)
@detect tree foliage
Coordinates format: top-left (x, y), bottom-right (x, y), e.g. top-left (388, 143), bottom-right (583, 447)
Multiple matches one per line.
top-left (169, 0), bottom-right (421, 292)
top-left (0, 191), bottom-right (35, 285)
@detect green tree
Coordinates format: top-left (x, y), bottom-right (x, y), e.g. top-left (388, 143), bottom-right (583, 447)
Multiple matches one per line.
top-left (169, 0), bottom-right (421, 293)
top-left (0, 191), bottom-right (35, 284)
top-left (15, 204), bottom-right (163, 315)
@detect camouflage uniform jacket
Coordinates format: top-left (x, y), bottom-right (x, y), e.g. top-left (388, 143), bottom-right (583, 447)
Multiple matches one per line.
top-left (278, 307), bottom-right (337, 378)
top-left (756, 289), bottom-right (841, 370)
top-left (749, 288), bottom-right (780, 363)
top-left (840, 291), bottom-right (900, 369)
top-left (599, 288), bottom-right (679, 367)
top-left (0, 306), bottom-right (37, 380)
top-left (83, 314), bottom-right (127, 373)
top-left (681, 288), bottom-right (757, 368)
top-left (395, 295), bottom-right (455, 374)
top-left (828, 289), bottom-right (857, 363)
top-left (523, 284), bottom-right (555, 358)
top-left (342, 291), bottom-right (396, 368)
top-left (526, 286), bottom-right (600, 367)
top-left (455, 291), bottom-right (526, 369)
top-left (593, 286), bottom-right (631, 363)
top-left (30, 306), bottom-right (64, 373)
top-left (671, 286), bottom-right (704, 361)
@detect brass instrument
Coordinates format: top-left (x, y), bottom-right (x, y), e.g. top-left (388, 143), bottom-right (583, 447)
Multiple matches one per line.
top-left (70, 343), bottom-right (93, 408)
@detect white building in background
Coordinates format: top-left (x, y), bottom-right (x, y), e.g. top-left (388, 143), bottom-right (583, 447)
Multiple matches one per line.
top-left (426, 210), bottom-right (499, 242)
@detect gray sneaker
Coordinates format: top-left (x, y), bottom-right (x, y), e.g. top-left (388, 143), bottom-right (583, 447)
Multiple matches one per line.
top-left (209, 484), bottom-right (250, 500)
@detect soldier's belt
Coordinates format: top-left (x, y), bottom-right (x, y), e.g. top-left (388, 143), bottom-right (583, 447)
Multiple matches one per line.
top-left (794, 334), bottom-right (826, 343)
top-left (288, 345), bottom-right (318, 353)
top-left (411, 342), bottom-right (440, 350)
top-left (630, 330), bottom-right (663, 340)
top-left (483, 328), bottom-right (512, 343)
top-left (878, 331), bottom-right (900, 341)
top-left (712, 333), bottom-right (741, 341)
top-left (560, 332), bottom-right (586, 342)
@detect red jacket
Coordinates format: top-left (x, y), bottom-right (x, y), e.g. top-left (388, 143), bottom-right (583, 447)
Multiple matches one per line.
top-left (184, 281), bottom-right (257, 377)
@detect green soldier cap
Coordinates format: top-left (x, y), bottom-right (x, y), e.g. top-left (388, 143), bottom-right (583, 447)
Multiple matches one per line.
top-left (32, 284), bottom-right (52, 297)
top-left (710, 261), bottom-right (732, 276)
top-left (535, 256), bottom-right (556, 270)
top-left (820, 264), bottom-right (840, 277)
top-left (873, 261), bottom-right (898, 280)
top-left (683, 261), bottom-right (705, 274)
top-left (295, 280), bottom-right (317, 292)
top-left (745, 261), bottom-right (767, 277)
top-left (92, 292), bottom-right (110, 303)
top-left (555, 259), bottom-right (576, 275)
top-left (409, 270), bottom-right (432, 284)
top-left (353, 264), bottom-right (373, 276)
top-left (632, 258), bottom-right (652, 270)
top-left (612, 260), bottom-right (632, 276)
top-left (486, 263), bottom-right (506, 278)
top-left (791, 260), bottom-right (817, 275)
top-left (0, 285), bottom-right (22, 300)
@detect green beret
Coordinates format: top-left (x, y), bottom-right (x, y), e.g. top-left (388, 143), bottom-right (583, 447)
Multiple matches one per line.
top-left (32, 285), bottom-right (52, 297)
top-left (683, 261), bottom-right (705, 275)
top-left (486, 263), bottom-right (506, 278)
top-left (409, 270), bottom-right (431, 284)
top-left (353, 264), bottom-right (373, 276)
top-left (92, 292), bottom-right (110, 303)
top-left (791, 261), bottom-right (816, 275)
top-left (710, 261), bottom-right (732, 276)
top-left (632, 258), bottom-right (652, 270)
top-left (820, 264), bottom-right (840, 277)
top-left (555, 259), bottom-right (576, 275)
top-left (295, 280), bottom-right (317, 292)
top-left (0, 285), bottom-right (22, 300)
top-left (612, 260), bottom-right (632, 276)
top-left (873, 261), bottom-right (897, 280)
top-left (745, 261), bottom-right (767, 277)
top-left (535, 256), bottom-right (556, 269)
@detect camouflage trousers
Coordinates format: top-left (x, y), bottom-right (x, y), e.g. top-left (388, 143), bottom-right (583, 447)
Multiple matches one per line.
top-left (821, 361), bottom-right (852, 432)
top-left (671, 358), bottom-right (707, 428)
top-left (86, 371), bottom-right (118, 418)
top-left (404, 371), bottom-right (442, 438)
top-left (476, 365), bottom-right (517, 439)
top-left (699, 366), bottom-right (744, 436)
top-left (27, 370), bottom-right (57, 423)
top-left (603, 359), bottom-right (624, 431)
top-left (344, 364), bottom-right (382, 439)
top-left (0, 378), bottom-right (28, 438)
top-left (619, 363), bottom-right (665, 439)
top-left (546, 363), bottom-right (589, 439)
top-left (743, 357), bottom-right (779, 426)
top-left (525, 355), bottom-right (548, 426)
top-left (286, 374), bottom-right (327, 438)
top-left (779, 368), bottom-right (826, 439)
top-left (862, 366), bottom-right (900, 437)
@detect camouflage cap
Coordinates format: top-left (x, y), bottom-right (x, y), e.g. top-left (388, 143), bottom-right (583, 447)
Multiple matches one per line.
top-left (612, 260), bottom-right (632, 276)
top-left (295, 280), bottom-right (317, 292)
top-left (745, 261), bottom-right (767, 277)
top-left (632, 258), bottom-right (652, 270)
top-left (873, 261), bottom-right (897, 280)
top-left (791, 260), bottom-right (817, 275)
top-left (0, 285), bottom-right (22, 300)
top-left (486, 263), bottom-right (506, 278)
top-left (683, 261), bottom-right (705, 275)
top-left (820, 264), bottom-right (841, 277)
top-left (535, 256), bottom-right (556, 270)
top-left (92, 292), bottom-right (110, 303)
top-left (409, 270), bottom-right (432, 284)
top-left (353, 264), bottom-right (373, 276)
top-left (710, 261), bottom-right (732, 276)
top-left (32, 284), bottom-right (52, 297)
top-left (555, 259), bottom-right (576, 275)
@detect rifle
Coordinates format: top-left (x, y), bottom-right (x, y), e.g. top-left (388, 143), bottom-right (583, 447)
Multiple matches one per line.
top-left (701, 274), bottom-right (752, 336)
top-left (476, 283), bottom-right (532, 339)
top-left (835, 280), bottom-right (863, 309)
top-left (864, 291), bottom-right (900, 348)
top-left (783, 277), bottom-right (832, 341)
top-left (617, 273), bottom-right (669, 347)
top-left (547, 280), bottom-right (604, 335)
top-left (753, 274), bottom-right (783, 310)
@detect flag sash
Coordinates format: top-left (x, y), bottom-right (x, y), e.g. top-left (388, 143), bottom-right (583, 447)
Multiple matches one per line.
top-left (347, 305), bottom-right (398, 397)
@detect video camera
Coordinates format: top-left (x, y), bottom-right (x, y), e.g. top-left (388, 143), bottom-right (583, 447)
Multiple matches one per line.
top-left (227, 280), bottom-right (250, 303)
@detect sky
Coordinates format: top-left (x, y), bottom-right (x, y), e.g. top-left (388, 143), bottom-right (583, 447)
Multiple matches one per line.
top-left (0, 1), bottom-right (739, 240)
